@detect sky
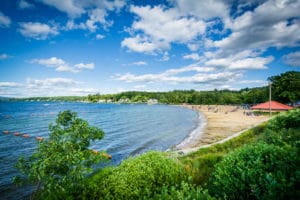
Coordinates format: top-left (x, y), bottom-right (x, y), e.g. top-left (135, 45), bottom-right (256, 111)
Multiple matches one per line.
top-left (0, 0), bottom-right (299, 97)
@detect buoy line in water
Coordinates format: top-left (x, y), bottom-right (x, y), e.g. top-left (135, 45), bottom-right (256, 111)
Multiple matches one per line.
top-left (2, 130), bottom-right (112, 159)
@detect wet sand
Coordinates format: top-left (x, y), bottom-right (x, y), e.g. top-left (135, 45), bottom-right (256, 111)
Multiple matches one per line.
top-left (176, 105), bottom-right (270, 153)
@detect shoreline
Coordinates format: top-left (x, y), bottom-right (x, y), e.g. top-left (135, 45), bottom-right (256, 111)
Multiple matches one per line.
top-left (175, 109), bottom-right (207, 150)
top-left (175, 104), bottom-right (270, 153)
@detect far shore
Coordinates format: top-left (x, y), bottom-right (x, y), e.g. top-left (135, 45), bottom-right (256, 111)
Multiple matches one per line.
top-left (176, 104), bottom-right (270, 153)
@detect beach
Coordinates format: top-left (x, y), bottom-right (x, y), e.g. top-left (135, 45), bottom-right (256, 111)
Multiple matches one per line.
top-left (176, 105), bottom-right (270, 153)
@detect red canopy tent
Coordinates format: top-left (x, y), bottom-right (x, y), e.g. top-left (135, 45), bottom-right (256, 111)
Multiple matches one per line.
top-left (251, 100), bottom-right (293, 111)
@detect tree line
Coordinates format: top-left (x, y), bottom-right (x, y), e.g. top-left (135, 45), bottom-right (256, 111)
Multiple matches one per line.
top-left (88, 71), bottom-right (299, 105)
top-left (7, 71), bottom-right (299, 105)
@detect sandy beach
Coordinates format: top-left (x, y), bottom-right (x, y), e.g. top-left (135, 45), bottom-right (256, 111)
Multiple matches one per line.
top-left (176, 105), bottom-right (270, 153)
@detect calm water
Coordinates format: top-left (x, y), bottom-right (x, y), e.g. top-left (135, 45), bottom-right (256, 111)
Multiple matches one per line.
top-left (0, 101), bottom-right (199, 199)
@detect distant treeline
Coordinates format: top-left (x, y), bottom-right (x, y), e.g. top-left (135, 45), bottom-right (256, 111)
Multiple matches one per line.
top-left (7, 96), bottom-right (86, 102)
top-left (5, 71), bottom-right (300, 105)
top-left (88, 71), bottom-right (299, 105)
top-left (87, 88), bottom-right (268, 105)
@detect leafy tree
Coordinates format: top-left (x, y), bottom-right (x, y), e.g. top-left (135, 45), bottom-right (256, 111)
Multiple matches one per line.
top-left (14, 110), bottom-right (106, 199)
top-left (268, 71), bottom-right (300, 104)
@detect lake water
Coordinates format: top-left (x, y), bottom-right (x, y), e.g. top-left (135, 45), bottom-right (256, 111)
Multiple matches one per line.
top-left (0, 101), bottom-right (200, 199)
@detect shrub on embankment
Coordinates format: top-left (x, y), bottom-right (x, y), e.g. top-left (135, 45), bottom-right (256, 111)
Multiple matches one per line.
top-left (82, 151), bottom-right (197, 199)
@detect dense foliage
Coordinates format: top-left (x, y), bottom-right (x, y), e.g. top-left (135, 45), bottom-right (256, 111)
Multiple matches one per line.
top-left (268, 71), bottom-right (300, 104)
top-left (209, 143), bottom-right (298, 199)
top-left (87, 88), bottom-right (268, 105)
top-left (14, 110), bottom-right (105, 199)
top-left (83, 151), bottom-right (190, 199)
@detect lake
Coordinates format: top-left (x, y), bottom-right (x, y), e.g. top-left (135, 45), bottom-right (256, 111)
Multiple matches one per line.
top-left (0, 101), bottom-right (200, 199)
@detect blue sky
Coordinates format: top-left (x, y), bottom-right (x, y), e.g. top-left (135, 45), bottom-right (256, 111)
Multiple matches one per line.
top-left (0, 0), bottom-right (299, 97)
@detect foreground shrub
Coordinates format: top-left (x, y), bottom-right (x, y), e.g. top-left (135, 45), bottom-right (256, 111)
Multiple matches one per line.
top-left (267, 109), bottom-right (300, 131)
top-left (209, 143), bottom-right (299, 200)
top-left (84, 151), bottom-right (188, 199)
top-left (152, 181), bottom-right (215, 200)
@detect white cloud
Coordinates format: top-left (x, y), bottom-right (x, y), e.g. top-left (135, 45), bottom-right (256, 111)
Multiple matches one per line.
top-left (19, 22), bottom-right (58, 40)
top-left (40, 0), bottom-right (84, 17)
top-left (214, 0), bottom-right (300, 55)
top-left (74, 62), bottom-right (95, 69)
top-left (86, 8), bottom-right (111, 32)
top-left (0, 12), bottom-right (11, 28)
top-left (160, 52), bottom-right (170, 61)
top-left (205, 55), bottom-right (273, 70)
top-left (0, 77), bottom-right (101, 97)
top-left (122, 5), bottom-right (206, 54)
top-left (96, 34), bottom-right (105, 40)
top-left (31, 57), bottom-right (65, 66)
top-left (283, 51), bottom-right (300, 67)
top-left (122, 35), bottom-right (166, 53)
top-left (18, 0), bottom-right (35, 9)
top-left (30, 57), bottom-right (95, 73)
top-left (114, 64), bottom-right (228, 85)
top-left (0, 54), bottom-right (10, 60)
top-left (26, 77), bottom-right (81, 87)
top-left (42, 0), bottom-right (125, 33)
top-left (170, 0), bottom-right (229, 20)
top-left (183, 53), bottom-right (200, 61)
top-left (0, 82), bottom-right (23, 87)
top-left (130, 61), bottom-right (147, 66)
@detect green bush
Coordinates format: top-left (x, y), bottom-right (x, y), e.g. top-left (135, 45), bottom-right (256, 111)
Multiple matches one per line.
top-left (209, 143), bottom-right (299, 199)
top-left (267, 109), bottom-right (300, 131)
top-left (151, 181), bottom-right (215, 200)
top-left (84, 151), bottom-right (188, 199)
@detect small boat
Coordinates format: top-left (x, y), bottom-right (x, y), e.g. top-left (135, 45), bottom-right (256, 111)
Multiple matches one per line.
top-left (23, 134), bottom-right (30, 138)
top-left (3, 130), bottom-right (9, 134)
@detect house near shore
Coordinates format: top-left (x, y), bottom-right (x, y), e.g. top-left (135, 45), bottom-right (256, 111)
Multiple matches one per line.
top-left (251, 100), bottom-right (293, 111)
top-left (147, 99), bottom-right (158, 105)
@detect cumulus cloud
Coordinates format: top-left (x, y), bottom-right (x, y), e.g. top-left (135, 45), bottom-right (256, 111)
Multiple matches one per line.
top-left (0, 77), bottom-right (101, 97)
top-left (40, 0), bottom-right (84, 17)
top-left (214, 0), bottom-right (300, 55)
top-left (31, 57), bottom-right (95, 73)
top-left (19, 22), bottom-right (58, 40)
top-left (0, 82), bottom-right (23, 87)
top-left (283, 51), bottom-right (300, 67)
top-left (40, 0), bottom-right (125, 33)
top-left (18, 0), bottom-right (35, 9)
top-left (26, 77), bottom-right (81, 87)
top-left (122, 5), bottom-right (206, 54)
top-left (96, 34), bottom-right (105, 40)
top-left (183, 53), bottom-right (201, 61)
top-left (74, 62), bottom-right (95, 69)
top-left (114, 64), bottom-right (229, 85)
top-left (131, 61), bottom-right (148, 66)
top-left (170, 0), bottom-right (229, 20)
top-left (205, 55), bottom-right (274, 70)
top-left (0, 12), bottom-right (11, 28)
